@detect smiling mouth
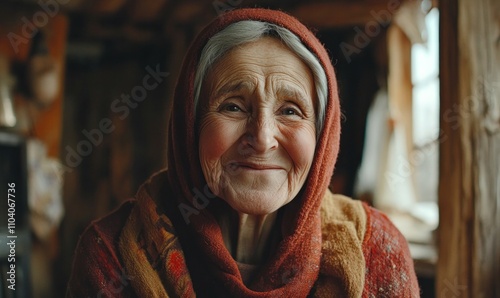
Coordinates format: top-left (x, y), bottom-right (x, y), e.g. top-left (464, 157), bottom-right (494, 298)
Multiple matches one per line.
top-left (228, 162), bottom-right (283, 171)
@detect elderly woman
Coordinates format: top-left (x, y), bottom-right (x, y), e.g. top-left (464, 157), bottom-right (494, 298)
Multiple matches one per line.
top-left (67, 8), bottom-right (419, 297)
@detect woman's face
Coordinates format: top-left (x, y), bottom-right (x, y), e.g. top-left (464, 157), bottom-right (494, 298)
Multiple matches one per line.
top-left (198, 37), bottom-right (317, 215)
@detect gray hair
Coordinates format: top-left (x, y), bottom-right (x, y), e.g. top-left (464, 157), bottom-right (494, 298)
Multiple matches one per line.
top-left (193, 20), bottom-right (328, 136)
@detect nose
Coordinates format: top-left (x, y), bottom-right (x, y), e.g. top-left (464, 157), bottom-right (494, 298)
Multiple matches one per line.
top-left (240, 113), bottom-right (278, 154)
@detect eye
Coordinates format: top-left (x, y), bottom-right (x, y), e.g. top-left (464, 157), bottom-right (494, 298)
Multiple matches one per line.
top-left (280, 106), bottom-right (301, 116)
top-left (221, 103), bottom-right (243, 112)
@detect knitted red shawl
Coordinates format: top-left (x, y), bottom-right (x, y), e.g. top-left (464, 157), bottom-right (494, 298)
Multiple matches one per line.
top-left (164, 8), bottom-right (340, 297)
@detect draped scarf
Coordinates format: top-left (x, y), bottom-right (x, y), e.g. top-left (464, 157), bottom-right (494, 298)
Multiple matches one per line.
top-left (123, 8), bottom-right (342, 297)
top-left (119, 172), bottom-right (367, 297)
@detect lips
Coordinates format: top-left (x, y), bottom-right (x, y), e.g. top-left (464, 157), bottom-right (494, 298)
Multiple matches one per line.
top-left (228, 161), bottom-right (284, 171)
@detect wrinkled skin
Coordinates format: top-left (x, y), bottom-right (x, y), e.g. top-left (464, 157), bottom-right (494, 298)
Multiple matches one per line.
top-left (199, 37), bottom-right (317, 216)
top-left (198, 37), bottom-right (317, 263)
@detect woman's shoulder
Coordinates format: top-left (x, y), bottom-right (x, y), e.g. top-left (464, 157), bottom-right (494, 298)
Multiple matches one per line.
top-left (80, 199), bottom-right (137, 248)
top-left (76, 169), bottom-right (168, 245)
top-left (319, 191), bottom-right (420, 297)
top-left (361, 203), bottom-right (414, 263)
top-left (361, 204), bottom-right (420, 296)
top-left (66, 200), bottom-right (137, 297)
top-left (320, 190), bottom-right (415, 253)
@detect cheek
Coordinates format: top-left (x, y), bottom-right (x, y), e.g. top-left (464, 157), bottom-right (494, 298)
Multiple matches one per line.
top-left (199, 117), bottom-right (240, 169)
top-left (282, 126), bottom-right (316, 173)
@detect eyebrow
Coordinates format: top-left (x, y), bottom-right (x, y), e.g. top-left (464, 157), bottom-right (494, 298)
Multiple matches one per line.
top-left (213, 81), bottom-right (255, 99)
top-left (278, 87), bottom-right (306, 101)
top-left (211, 81), bottom-right (315, 109)
top-left (276, 86), bottom-right (314, 108)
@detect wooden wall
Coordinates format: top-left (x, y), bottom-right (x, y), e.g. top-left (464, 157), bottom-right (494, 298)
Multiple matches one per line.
top-left (438, 0), bottom-right (500, 296)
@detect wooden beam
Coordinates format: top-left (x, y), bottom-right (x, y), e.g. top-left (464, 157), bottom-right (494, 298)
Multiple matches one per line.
top-left (387, 23), bottom-right (413, 175)
top-left (31, 15), bottom-right (68, 157)
top-left (437, 0), bottom-right (500, 296)
top-left (292, 1), bottom-right (403, 28)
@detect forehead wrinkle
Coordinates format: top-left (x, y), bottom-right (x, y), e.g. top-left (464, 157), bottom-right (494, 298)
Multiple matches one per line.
top-left (277, 86), bottom-right (308, 104)
top-left (266, 75), bottom-right (314, 105)
top-left (214, 80), bottom-right (255, 98)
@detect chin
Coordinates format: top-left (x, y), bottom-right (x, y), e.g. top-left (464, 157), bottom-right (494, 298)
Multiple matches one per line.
top-left (222, 195), bottom-right (289, 216)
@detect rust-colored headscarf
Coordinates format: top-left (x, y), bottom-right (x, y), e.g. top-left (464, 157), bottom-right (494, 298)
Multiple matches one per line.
top-left (164, 8), bottom-right (340, 297)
